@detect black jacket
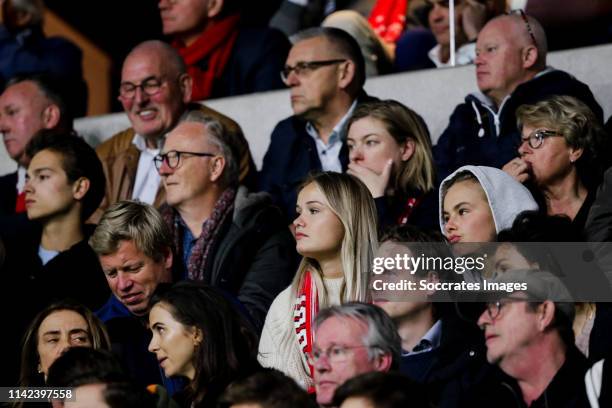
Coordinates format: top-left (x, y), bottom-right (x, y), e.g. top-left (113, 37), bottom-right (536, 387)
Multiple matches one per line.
top-left (174, 187), bottom-right (298, 332)
top-left (259, 92), bottom-right (377, 221)
top-left (464, 346), bottom-right (590, 408)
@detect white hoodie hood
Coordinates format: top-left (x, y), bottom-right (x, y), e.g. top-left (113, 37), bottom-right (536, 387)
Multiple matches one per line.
top-left (439, 165), bottom-right (539, 235)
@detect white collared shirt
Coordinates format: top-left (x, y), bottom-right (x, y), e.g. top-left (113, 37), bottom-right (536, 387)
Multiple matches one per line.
top-left (131, 134), bottom-right (163, 205)
top-left (16, 165), bottom-right (26, 193)
top-left (428, 42), bottom-right (476, 68)
top-left (305, 100), bottom-right (358, 172)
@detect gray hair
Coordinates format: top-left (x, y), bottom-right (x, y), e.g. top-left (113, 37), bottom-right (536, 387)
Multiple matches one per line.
top-left (314, 302), bottom-right (401, 370)
top-left (89, 200), bottom-right (173, 263)
top-left (180, 109), bottom-right (240, 187)
top-left (292, 26), bottom-right (366, 91)
top-left (12, 0), bottom-right (44, 26)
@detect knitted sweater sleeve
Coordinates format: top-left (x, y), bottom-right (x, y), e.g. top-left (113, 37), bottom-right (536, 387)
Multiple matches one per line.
top-left (257, 286), bottom-right (313, 389)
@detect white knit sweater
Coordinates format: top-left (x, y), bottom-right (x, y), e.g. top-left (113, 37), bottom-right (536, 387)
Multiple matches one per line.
top-left (257, 277), bottom-right (344, 389)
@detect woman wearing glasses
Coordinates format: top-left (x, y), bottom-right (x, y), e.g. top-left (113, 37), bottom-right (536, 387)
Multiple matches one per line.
top-left (258, 172), bottom-right (378, 389)
top-left (503, 95), bottom-right (607, 230)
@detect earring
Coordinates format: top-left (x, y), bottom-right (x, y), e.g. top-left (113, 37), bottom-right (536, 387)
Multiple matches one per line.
top-left (37, 363), bottom-right (42, 374)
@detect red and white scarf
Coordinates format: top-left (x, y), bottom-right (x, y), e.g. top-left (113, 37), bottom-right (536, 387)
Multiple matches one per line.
top-left (294, 270), bottom-right (319, 390)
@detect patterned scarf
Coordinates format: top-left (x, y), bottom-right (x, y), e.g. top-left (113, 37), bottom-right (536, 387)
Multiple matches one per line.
top-left (161, 188), bottom-right (236, 281)
top-left (294, 270), bottom-right (319, 392)
top-left (368, 0), bottom-right (408, 43)
top-left (172, 14), bottom-right (241, 101)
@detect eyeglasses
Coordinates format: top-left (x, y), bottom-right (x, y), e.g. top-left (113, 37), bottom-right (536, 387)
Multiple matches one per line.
top-left (280, 59), bottom-right (347, 82)
top-left (508, 9), bottom-right (537, 47)
top-left (307, 345), bottom-right (372, 365)
top-left (484, 296), bottom-right (528, 320)
top-left (521, 129), bottom-right (563, 149)
top-left (153, 150), bottom-right (216, 171)
top-left (119, 77), bottom-right (167, 99)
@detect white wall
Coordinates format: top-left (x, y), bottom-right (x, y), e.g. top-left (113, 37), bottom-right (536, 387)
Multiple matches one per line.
top-left (0, 43), bottom-right (610, 176)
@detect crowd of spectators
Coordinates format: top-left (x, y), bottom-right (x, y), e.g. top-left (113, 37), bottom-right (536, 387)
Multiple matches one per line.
top-left (1, 0), bottom-right (612, 407)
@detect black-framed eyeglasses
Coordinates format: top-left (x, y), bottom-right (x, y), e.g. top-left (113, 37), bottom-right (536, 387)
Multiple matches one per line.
top-left (484, 296), bottom-right (528, 320)
top-left (281, 59), bottom-right (347, 82)
top-left (521, 129), bottom-right (562, 149)
top-left (119, 77), bottom-right (168, 99)
top-left (153, 150), bottom-right (216, 171)
top-left (508, 9), bottom-right (537, 47)
top-left (307, 344), bottom-right (372, 365)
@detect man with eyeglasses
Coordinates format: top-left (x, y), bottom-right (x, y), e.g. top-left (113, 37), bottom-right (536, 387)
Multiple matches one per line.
top-left (259, 27), bottom-right (376, 222)
top-left (433, 12), bottom-right (603, 180)
top-left (155, 109), bottom-right (297, 332)
top-left (468, 269), bottom-right (590, 407)
top-left (93, 40), bottom-right (255, 222)
top-left (310, 302), bottom-right (400, 407)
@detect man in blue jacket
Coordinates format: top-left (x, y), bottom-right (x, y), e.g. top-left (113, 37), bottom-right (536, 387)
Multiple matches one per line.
top-left (259, 26), bottom-right (375, 222)
top-left (434, 13), bottom-right (603, 180)
top-left (91, 200), bottom-right (179, 393)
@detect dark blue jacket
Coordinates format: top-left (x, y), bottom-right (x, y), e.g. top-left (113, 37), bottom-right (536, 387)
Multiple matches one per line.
top-left (434, 69), bottom-right (603, 181)
top-left (0, 26), bottom-right (87, 116)
top-left (259, 92), bottom-right (377, 221)
top-left (209, 26), bottom-right (290, 99)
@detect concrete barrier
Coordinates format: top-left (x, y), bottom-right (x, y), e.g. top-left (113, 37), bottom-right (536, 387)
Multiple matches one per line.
top-left (0, 43), bottom-right (610, 176)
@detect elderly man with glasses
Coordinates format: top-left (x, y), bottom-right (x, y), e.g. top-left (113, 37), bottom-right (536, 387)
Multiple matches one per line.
top-left (467, 269), bottom-right (590, 407)
top-left (433, 12), bottom-right (603, 180)
top-left (155, 109), bottom-right (297, 332)
top-left (259, 27), bottom-right (377, 223)
top-left (93, 40), bottom-right (256, 222)
top-left (310, 302), bottom-right (400, 407)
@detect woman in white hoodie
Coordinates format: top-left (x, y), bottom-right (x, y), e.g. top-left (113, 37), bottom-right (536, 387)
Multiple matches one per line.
top-left (440, 165), bottom-right (539, 244)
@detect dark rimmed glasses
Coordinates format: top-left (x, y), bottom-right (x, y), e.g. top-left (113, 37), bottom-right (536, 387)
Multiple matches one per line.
top-left (521, 129), bottom-right (563, 149)
top-left (307, 344), bottom-right (372, 365)
top-left (484, 296), bottom-right (529, 320)
top-left (508, 9), bottom-right (538, 47)
top-left (119, 76), bottom-right (170, 99)
top-left (281, 59), bottom-right (347, 82)
top-left (153, 150), bottom-right (216, 171)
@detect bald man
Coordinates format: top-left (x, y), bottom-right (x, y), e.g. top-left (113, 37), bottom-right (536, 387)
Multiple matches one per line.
top-left (93, 40), bottom-right (255, 221)
top-left (433, 14), bottom-right (603, 179)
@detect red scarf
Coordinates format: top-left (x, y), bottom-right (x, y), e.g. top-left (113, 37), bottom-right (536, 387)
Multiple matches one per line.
top-left (368, 0), bottom-right (408, 43)
top-left (172, 14), bottom-right (240, 101)
top-left (294, 270), bottom-right (318, 392)
top-left (397, 195), bottom-right (423, 225)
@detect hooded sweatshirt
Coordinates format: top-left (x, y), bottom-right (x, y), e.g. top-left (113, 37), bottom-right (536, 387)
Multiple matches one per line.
top-left (439, 165), bottom-right (539, 235)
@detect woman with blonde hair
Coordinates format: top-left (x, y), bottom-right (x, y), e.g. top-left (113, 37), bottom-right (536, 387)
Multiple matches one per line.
top-left (258, 172), bottom-right (378, 389)
top-left (346, 99), bottom-right (438, 230)
top-left (503, 95), bottom-right (607, 230)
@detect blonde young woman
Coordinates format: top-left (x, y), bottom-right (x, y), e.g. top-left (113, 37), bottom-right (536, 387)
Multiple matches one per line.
top-left (346, 100), bottom-right (438, 230)
top-left (258, 172), bottom-right (378, 389)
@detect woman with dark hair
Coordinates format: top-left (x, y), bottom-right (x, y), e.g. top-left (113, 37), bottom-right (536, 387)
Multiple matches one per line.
top-left (503, 95), bottom-right (608, 231)
top-left (346, 100), bottom-right (438, 230)
top-left (13, 300), bottom-right (110, 408)
top-left (148, 281), bottom-right (260, 408)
